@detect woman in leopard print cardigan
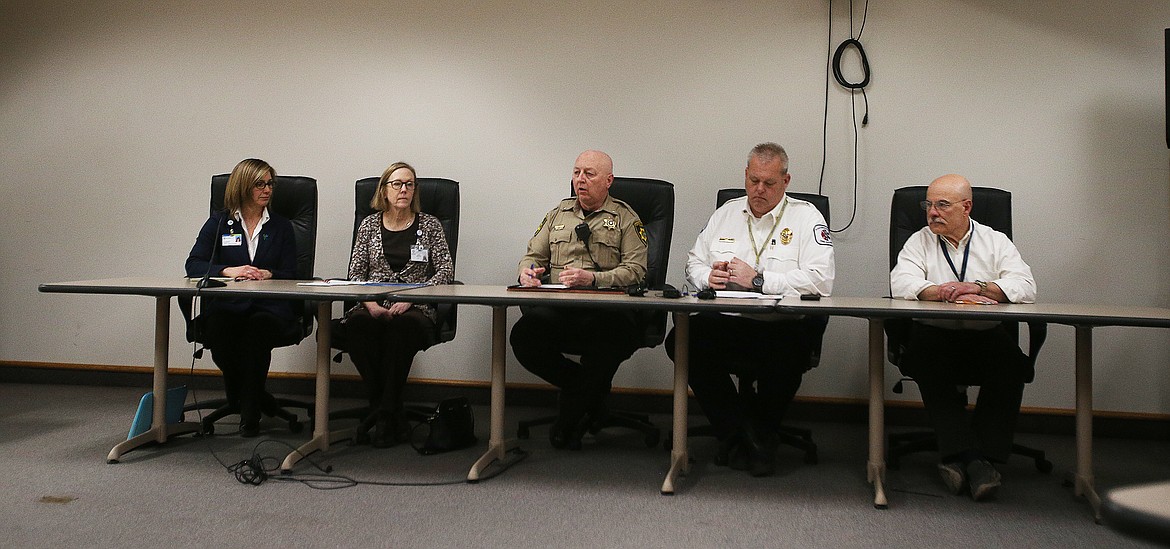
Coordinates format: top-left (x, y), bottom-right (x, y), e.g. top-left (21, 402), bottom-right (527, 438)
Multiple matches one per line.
top-left (342, 161), bottom-right (453, 447)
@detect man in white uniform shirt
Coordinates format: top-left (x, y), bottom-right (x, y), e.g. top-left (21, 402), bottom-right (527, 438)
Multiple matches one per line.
top-left (890, 173), bottom-right (1037, 502)
top-left (665, 143), bottom-right (834, 477)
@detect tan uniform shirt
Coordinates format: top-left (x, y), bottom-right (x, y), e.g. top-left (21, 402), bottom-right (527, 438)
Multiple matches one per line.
top-left (518, 194), bottom-right (648, 288)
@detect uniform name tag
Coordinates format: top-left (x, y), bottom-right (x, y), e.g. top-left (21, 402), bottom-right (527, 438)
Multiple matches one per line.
top-left (222, 234), bottom-right (242, 246)
top-left (410, 244), bottom-right (429, 262)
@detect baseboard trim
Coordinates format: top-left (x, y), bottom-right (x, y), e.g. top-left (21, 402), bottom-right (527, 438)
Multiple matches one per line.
top-left (4, 360), bottom-right (1168, 440)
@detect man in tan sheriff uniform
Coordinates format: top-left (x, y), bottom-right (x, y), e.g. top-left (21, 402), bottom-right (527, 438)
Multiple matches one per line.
top-left (511, 149), bottom-right (648, 450)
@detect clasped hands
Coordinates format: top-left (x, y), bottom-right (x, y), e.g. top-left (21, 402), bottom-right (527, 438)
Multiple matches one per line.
top-left (221, 265), bottom-right (272, 281)
top-left (707, 258), bottom-right (757, 290)
top-left (519, 265), bottom-right (595, 288)
top-left (937, 281), bottom-right (997, 304)
top-left (364, 301), bottom-right (411, 319)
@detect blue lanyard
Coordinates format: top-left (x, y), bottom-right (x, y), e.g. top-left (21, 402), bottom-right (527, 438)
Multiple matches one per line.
top-left (938, 235), bottom-right (970, 282)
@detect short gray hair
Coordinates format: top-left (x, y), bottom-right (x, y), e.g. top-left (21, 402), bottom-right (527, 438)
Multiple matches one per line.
top-left (749, 142), bottom-right (789, 174)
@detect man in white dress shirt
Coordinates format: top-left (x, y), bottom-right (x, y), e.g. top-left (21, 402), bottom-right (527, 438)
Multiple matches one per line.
top-left (890, 173), bottom-right (1037, 501)
top-left (665, 142), bottom-right (834, 477)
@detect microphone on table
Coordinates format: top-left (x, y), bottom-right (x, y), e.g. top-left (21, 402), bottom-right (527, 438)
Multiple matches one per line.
top-left (197, 212), bottom-right (229, 289)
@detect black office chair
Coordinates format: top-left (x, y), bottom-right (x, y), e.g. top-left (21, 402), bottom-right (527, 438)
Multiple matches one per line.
top-left (328, 177), bottom-right (460, 424)
top-left (516, 177), bottom-right (675, 448)
top-left (663, 188), bottom-right (828, 464)
top-left (180, 174), bottom-right (318, 435)
top-left (885, 185), bottom-right (1052, 472)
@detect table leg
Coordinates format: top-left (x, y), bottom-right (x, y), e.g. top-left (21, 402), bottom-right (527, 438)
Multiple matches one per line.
top-left (661, 311), bottom-right (690, 495)
top-left (107, 296), bottom-right (200, 463)
top-left (867, 318), bottom-right (888, 509)
top-left (283, 301), bottom-right (344, 472)
top-left (468, 305), bottom-right (518, 481)
top-left (1074, 325), bottom-right (1101, 519)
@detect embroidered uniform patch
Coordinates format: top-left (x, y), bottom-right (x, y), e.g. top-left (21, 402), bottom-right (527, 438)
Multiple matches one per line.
top-left (634, 220), bottom-right (647, 243)
top-left (814, 224), bottom-right (833, 246)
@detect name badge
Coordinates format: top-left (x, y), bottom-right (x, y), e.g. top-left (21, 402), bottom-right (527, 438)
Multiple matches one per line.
top-left (221, 234), bottom-right (242, 247)
top-left (410, 244), bottom-right (429, 262)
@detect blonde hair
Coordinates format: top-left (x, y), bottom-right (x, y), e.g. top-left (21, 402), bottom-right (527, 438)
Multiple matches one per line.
top-left (224, 158), bottom-right (275, 213)
top-left (370, 161), bottom-right (421, 213)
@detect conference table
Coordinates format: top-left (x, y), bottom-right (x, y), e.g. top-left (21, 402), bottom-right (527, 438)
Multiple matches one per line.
top-left (765, 296), bottom-right (1170, 517)
top-left (37, 277), bottom-right (405, 465)
top-left (38, 278), bottom-right (1170, 516)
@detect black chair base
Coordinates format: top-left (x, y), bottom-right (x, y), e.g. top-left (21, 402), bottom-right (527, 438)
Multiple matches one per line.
top-left (886, 430), bottom-right (1053, 473)
top-left (183, 394), bottom-right (310, 435)
top-left (517, 411), bottom-right (662, 448)
top-left (663, 423), bottom-right (819, 465)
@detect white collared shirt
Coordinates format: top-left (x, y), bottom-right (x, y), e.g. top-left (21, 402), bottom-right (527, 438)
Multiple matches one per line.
top-left (233, 207), bottom-right (270, 263)
top-left (685, 195), bottom-right (835, 297)
top-left (890, 218), bottom-right (1036, 329)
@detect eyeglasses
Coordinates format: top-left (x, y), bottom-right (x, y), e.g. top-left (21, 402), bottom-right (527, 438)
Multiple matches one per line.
top-left (253, 180), bottom-right (275, 190)
top-left (920, 199), bottom-right (962, 211)
top-left (387, 180), bottom-right (416, 190)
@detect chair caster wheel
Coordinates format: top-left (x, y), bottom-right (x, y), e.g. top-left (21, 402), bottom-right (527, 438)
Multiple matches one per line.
top-left (288, 419), bottom-right (304, 434)
top-left (1037, 459), bottom-right (1053, 474)
top-left (201, 421), bottom-right (215, 436)
top-left (107, 459), bottom-right (119, 464)
top-left (517, 426), bottom-right (530, 440)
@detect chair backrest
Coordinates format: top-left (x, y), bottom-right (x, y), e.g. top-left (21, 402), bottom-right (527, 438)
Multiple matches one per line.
top-left (571, 177), bottom-right (675, 348)
top-left (716, 188), bottom-right (831, 224)
top-left (889, 186), bottom-right (1011, 270)
top-left (716, 188), bottom-right (831, 368)
top-left (352, 177), bottom-right (460, 343)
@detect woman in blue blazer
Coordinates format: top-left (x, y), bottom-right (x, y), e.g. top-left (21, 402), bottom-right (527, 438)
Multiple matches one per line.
top-left (184, 158), bottom-right (297, 437)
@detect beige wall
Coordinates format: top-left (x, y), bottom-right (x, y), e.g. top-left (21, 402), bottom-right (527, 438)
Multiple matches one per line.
top-left (3, 0), bottom-right (1169, 414)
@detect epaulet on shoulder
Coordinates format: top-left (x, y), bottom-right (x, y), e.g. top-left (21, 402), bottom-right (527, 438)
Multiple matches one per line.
top-left (610, 197), bottom-right (634, 210)
top-left (558, 197), bottom-right (577, 208)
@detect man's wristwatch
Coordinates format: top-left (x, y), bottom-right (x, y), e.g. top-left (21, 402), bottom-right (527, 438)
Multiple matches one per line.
top-left (974, 280), bottom-right (988, 295)
top-left (751, 274), bottom-right (765, 293)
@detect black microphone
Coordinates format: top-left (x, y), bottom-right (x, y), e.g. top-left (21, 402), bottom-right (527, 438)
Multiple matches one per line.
top-left (197, 212), bottom-right (228, 289)
top-left (574, 223), bottom-right (598, 270)
top-left (574, 222), bottom-right (591, 242)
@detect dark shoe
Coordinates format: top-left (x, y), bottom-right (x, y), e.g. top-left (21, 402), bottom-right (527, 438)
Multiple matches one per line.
top-left (937, 462), bottom-right (967, 495)
top-left (727, 442), bottom-right (750, 471)
top-left (550, 392), bottom-right (587, 450)
top-left (240, 420), bottom-right (260, 438)
top-left (371, 414), bottom-right (400, 449)
top-left (966, 459), bottom-right (1002, 501)
top-left (351, 414), bottom-right (377, 446)
top-left (742, 422), bottom-right (777, 477)
top-left (713, 434), bottom-right (741, 467)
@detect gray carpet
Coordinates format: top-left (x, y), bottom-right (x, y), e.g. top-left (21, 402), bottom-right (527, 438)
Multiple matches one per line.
top-left (1, 382), bottom-right (1165, 548)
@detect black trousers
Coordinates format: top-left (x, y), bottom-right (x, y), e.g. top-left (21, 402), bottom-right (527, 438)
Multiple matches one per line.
top-left (666, 313), bottom-right (812, 440)
top-left (343, 308), bottom-right (435, 416)
top-left (899, 322), bottom-right (1029, 463)
top-left (510, 306), bottom-right (640, 413)
top-left (203, 309), bottom-right (292, 423)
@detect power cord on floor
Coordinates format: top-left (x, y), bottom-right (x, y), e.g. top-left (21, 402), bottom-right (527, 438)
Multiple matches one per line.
top-left (230, 439), bottom-right (529, 490)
